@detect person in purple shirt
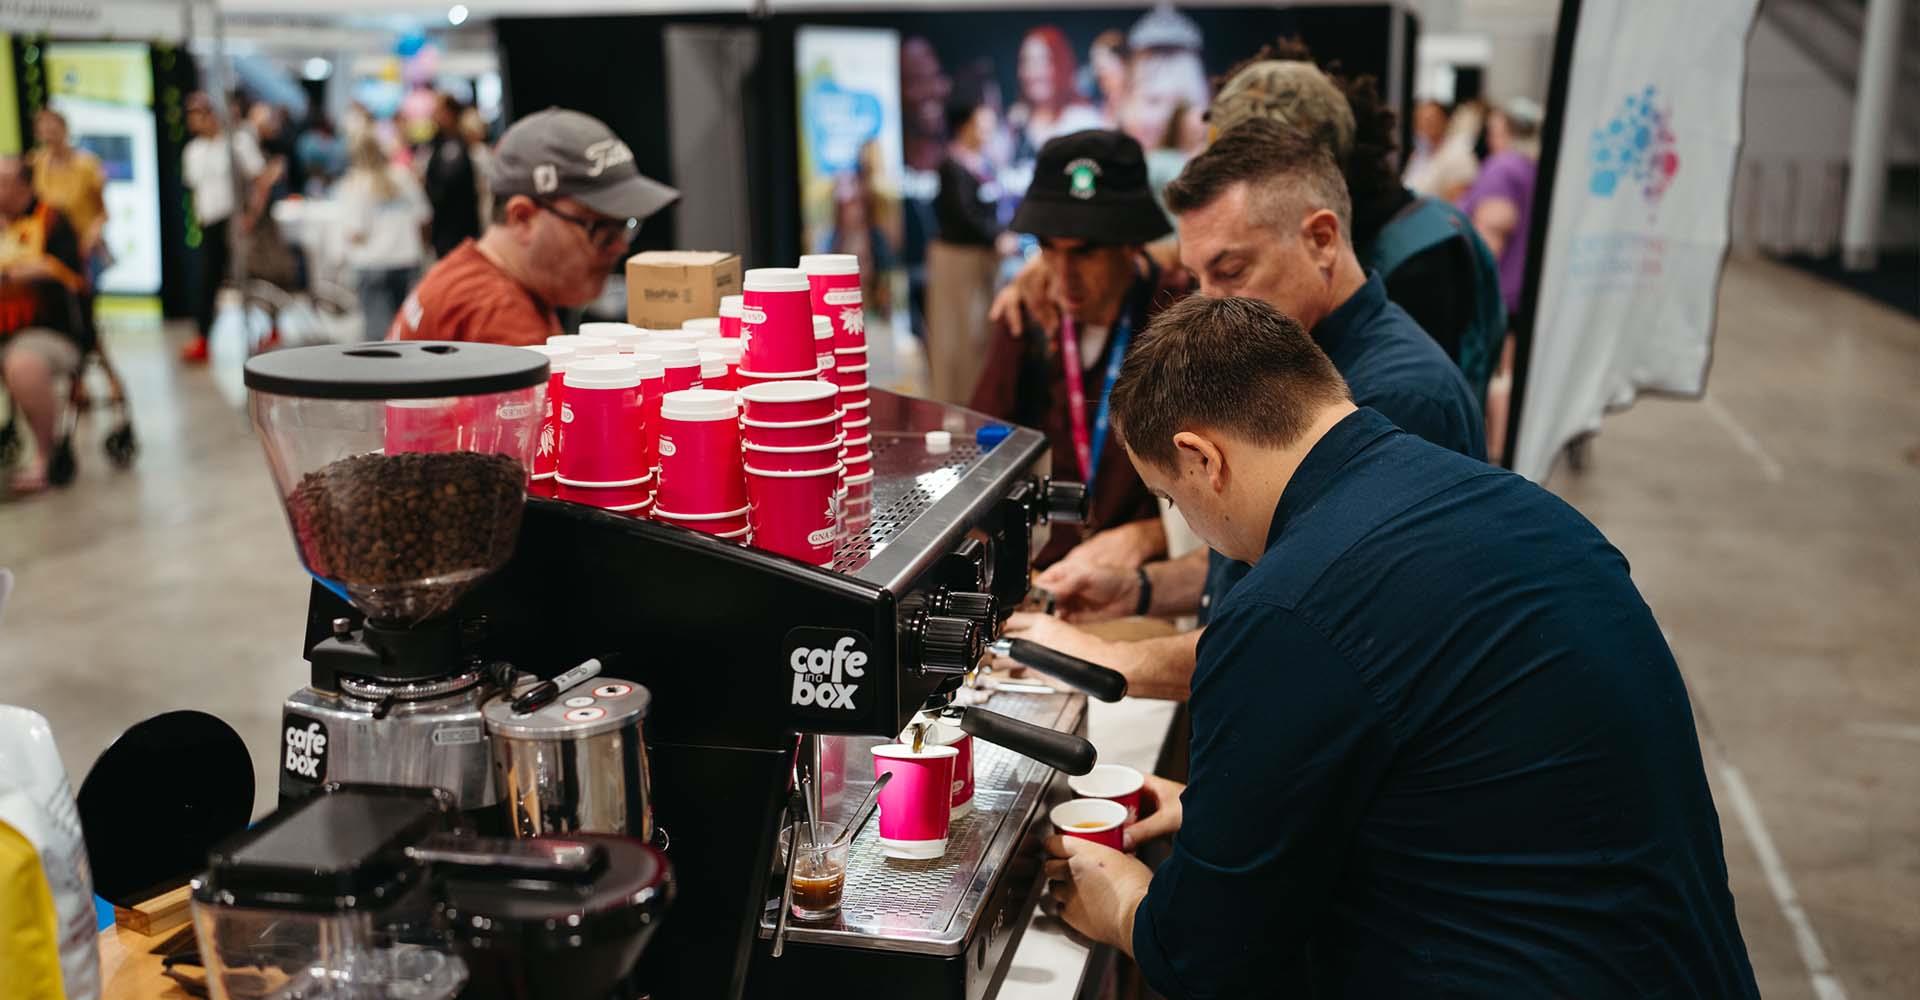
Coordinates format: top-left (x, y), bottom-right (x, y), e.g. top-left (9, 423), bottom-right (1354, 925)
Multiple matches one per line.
top-left (1459, 98), bottom-right (1542, 315)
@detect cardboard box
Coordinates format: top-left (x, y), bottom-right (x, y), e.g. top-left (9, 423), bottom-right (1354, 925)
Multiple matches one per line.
top-left (625, 251), bottom-right (742, 329)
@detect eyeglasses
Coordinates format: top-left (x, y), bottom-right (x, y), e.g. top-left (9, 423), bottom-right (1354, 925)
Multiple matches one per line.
top-left (536, 199), bottom-right (638, 251)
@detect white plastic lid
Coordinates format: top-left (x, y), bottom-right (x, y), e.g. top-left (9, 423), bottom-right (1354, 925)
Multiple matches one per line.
top-left (718, 295), bottom-right (743, 317)
top-left (522, 343), bottom-right (574, 373)
top-left (654, 342), bottom-right (700, 367)
top-left (740, 380), bottom-right (838, 404)
top-left (799, 253), bottom-right (860, 276)
top-left (697, 338), bottom-right (743, 361)
top-left (925, 430), bottom-right (952, 454)
top-left (681, 317), bottom-right (722, 336)
top-left (699, 353), bottom-right (727, 379)
top-left (564, 356), bottom-right (641, 389)
top-left (742, 267), bottom-right (810, 293)
top-left (626, 351), bottom-right (666, 380)
top-left (660, 387), bottom-right (738, 421)
top-left (811, 315), bottom-right (833, 341)
top-left (551, 334), bottom-right (617, 357)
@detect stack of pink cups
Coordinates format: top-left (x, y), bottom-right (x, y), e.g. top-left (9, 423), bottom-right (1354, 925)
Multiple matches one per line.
top-left (738, 267), bottom-right (821, 384)
top-left (718, 294), bottom-right (743, 338)
top-left (652, 388), bottom-right (750, 542)
top-left (519, 342), bottom-right (574, 498)
top-left (740, 381), bottom-right (843, 566)
top-left (810, 316), bottom-right (836, 383)
top-left (556, 356), bottom-right (653, 515)
top-left (800, 254), bottom-right (865, 351)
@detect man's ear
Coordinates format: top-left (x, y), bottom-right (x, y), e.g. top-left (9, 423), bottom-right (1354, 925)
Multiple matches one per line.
top-left (1171, 430), bottom-right (1227, 493)
top-left (501, 194), bottom-right (538, 234)
top-left (1301, 208), bottom-right (1343, 272)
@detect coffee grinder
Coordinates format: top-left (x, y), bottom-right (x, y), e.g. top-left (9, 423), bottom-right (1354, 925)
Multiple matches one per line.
top-left (244, 342), bottom-right (547, 824)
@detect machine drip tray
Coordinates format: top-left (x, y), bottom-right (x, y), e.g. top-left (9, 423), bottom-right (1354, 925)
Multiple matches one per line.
top-left (760, 689), bottom-right (1084, 956)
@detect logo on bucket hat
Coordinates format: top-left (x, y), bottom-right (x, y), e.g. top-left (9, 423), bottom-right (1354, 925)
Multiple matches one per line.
top-left (1065, 158), bottom-right (1102, 200)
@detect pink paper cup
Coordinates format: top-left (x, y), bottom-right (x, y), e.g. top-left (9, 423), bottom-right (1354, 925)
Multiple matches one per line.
top-left (655, 389), bottom-right (746, 513)
top-left (1066, 764), bottom-right (1145, 825)
top-left (829, 363), bottom-right (870, 389)
top-left (557, 372), bottom-right (649, 484)
top-left (741, 268), bottom-right (818, 373)
top-left (871, 743), bottom-right (958, 859)
top-left (716, 525), bottom-right (751, 544)
top-left (920, 722), bottom-right (976, 818)
top-left (744, 438), bottom-right (843, 473)
top-left (832, 345), bottom-right (868, 361)
top-left (1050, 798), bottom-right (1128, 853)
top-left (801, 254), bottom-right (866, 350)
top-left (735, 366), bottom-right (823, 388)
top-left (652, 504), bottom-right (751, 535)
top-left (843, 451), bottom-right (873, 479)
top-left (742, 412), bottom-right (842, 448)
top-left (840, 414), bottom-right (871, 435)
top-left (718, 295), bottom-right (742, 338)
top-left (607, 497), bottom-right (654, 517)
top-left (556, 473), bottom-right (654, 509)
top-left (384, 398), bottom-right (470, 454)
top-left (741, 380), bottom-right (840, 423)
top-left (746, 463), bottom-right (842, 565)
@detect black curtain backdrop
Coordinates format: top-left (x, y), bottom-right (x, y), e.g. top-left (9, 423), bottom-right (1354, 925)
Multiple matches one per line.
top-left (495, 5), bottom-right (1406, 269)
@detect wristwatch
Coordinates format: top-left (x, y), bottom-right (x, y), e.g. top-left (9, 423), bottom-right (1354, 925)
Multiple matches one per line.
top-left (1133, 565), bottom-right (1153, 617)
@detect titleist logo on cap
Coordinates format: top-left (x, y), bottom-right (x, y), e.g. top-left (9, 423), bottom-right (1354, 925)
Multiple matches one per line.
top-left (585, 137), bottom-right (634, 177)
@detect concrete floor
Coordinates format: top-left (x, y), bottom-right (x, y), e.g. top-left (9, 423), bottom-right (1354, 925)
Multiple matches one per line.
top-left (0, 253), bottom-right (1915, 996)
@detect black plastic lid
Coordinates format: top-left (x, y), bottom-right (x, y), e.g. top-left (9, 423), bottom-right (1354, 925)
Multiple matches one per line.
top-left (243, 341), bottom-right (548, 400)
top-left (436, 834), bottom-right (670, 951)
top-left (194, 784), bottom-right (455, 912)
top-left (77, 711), bottom-right (254, 906)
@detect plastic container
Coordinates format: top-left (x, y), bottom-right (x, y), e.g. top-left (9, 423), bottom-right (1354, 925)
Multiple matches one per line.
top-left (244, 342), bottom-right (546, 626)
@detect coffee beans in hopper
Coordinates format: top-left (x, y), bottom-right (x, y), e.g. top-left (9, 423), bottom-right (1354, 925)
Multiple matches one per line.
top-left (286, 451), bottom-right (526, 624)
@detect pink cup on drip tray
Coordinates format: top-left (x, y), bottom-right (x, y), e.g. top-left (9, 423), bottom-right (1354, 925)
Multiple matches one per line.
top-left (800, 253), bottom-right (866, 351)
top-left (740, 268), bottom-right (818, 375)
top-left (745, 461), bottom-right (842, 565)
top-left (871, 743), bottom-right (959, 859)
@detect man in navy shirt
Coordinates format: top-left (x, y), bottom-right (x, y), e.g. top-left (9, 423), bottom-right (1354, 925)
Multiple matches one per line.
top-left (998, 121), bottom-right (1485, 697)
top-left (1044, 295), bottom-right (1757, 999)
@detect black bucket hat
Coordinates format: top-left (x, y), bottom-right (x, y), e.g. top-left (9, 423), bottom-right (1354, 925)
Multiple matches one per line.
top-left (1011, 130), bottom-right (1173, 246)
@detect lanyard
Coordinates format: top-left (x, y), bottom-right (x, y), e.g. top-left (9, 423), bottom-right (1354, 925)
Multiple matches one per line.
top-left (1058, 309), bottom-right (1134, 483)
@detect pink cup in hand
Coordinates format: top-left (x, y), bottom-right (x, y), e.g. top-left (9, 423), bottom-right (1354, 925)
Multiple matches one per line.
top-left (871, 743), bottom-right (958, 859)
top-left (1066, 765), bottom-right (1145, 824)
top-left (1050, 798), bottom-right (1128, 852)
top-left (655, 389), bottom-right (746, 514)
top-left (746, 462), bottom-right (842, 565)
top-left (558, 358), bottom-right (647, 483)
top-left (741, 268), bottom-right (817, 374)
top-left (741, 380), bottom-right (839, 423)
top-left (800, 253), bottom-right (865, 350)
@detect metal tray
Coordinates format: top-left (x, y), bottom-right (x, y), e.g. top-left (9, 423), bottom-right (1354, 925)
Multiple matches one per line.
top-left (761, 689), bottom-right (1083, 955)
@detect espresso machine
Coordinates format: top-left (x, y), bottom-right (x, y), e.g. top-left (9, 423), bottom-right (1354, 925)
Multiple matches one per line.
top-left (245, 342), bottom-right (549, 824)
top-left (256, 343), bottom-right (1119, 998)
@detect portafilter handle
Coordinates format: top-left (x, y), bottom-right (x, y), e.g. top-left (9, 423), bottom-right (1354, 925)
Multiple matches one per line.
top-left (957, 707), bottom-right (1097, 776)
top-left (986, 638), bottom-right (1129, 703)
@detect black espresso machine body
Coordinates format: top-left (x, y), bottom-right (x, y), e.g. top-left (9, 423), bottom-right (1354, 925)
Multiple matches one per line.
top-left (298, 390), bottom-right (1082, 999)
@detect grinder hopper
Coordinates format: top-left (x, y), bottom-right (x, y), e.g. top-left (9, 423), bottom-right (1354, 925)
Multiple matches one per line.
top-left (243, 342), bottom-right (548, 628)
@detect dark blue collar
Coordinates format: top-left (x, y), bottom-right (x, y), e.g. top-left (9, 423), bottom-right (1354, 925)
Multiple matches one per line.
top-left (1266, 408), bottom-right (1399, 551)
top-left (1312, 271), bottom-right (1390, 358)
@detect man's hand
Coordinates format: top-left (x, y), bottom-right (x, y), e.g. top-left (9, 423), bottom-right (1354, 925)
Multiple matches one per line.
top-left (988, 253), bottom-right (1059, 339)
top-left (1035, 561), bottom-right (1138, 624)
top-left (992, 612), bottom-right (1130, 676)
top-left (1124, 775), bottom-right (1186, 850)
top-left (1044, 835), bottom-right (1152, 953)
top-left (1040, 521), bottom-right (1168, 581)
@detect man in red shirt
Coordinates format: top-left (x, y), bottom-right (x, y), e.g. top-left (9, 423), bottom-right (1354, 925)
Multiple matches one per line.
top-left (391, 108), bottom-right (677, 346)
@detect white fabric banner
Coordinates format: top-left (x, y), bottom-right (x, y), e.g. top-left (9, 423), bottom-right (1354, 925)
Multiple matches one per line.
top-left (1513, 0), bottom-right (1759, 481)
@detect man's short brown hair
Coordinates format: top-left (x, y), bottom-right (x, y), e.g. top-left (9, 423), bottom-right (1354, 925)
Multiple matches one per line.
top-left (1111, 295), bottom-right (1349, 470)
top-left (1163, 117), bottom-right (1353, 239)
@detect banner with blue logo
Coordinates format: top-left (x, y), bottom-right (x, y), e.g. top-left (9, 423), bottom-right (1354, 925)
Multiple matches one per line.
top-left (1514, 0), bottom-right (1760, 481)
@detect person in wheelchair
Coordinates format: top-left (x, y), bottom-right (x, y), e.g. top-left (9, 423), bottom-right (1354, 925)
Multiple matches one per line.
top-left (0, 155), bottom-right (88, 493)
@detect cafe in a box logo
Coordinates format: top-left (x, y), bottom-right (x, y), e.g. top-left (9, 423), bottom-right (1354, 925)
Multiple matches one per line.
top-left (283, 714), bottom-right (329, 781)
top-left (786, 627), bottom-right (869, 711)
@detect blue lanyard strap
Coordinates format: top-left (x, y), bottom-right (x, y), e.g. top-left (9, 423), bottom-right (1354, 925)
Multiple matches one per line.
top-left (1088, 311), bottom-right (1133, 480)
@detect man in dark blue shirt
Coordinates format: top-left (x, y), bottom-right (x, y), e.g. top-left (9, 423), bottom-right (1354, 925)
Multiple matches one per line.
top-left (1044, 295), bottom-right (1757, 999)
top-left (997, 121), bottom-right (1485, 695)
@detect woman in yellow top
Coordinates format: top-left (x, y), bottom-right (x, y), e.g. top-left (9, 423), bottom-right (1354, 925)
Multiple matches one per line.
top-left (26, 107), bottom-right (123, 409)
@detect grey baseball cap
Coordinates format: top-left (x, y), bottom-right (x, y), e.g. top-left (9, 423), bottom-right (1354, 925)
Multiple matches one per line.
top-left (488, 108), bottom-right (679, 222)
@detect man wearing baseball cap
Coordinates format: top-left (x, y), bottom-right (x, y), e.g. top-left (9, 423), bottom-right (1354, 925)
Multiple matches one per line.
top-left (391, 108), bottom-right (677, 346)
top-left (969, 129), bottom-right (1189, 565)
